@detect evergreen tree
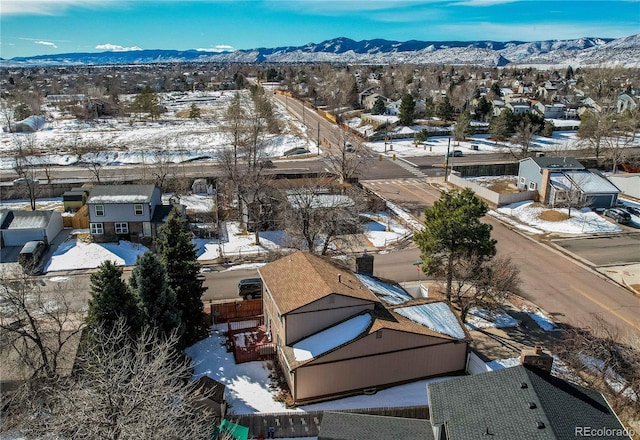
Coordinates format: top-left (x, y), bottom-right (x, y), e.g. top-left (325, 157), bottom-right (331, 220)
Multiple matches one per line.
top-left (414, 188), bottom-right (496, 301)
top-left (474, 96), bottom-right (493, 122)
top-left (542, 120), bottom-right (555, 137)
top-left (436, 96), bottom-right (454, 122)
top-left (156, 209), bottom-right (208, 347)
top-left (188, 103), bottom-right (201, 119)
top-left (453, 110), bottom-right (474, 141)
top-left (86, 260), bottom-right (140, 333)
top-left (489, 108), bottom-right (515, 142)
top-left (398, 93), bottom-right (416, 126)
top-left (129, 251), bottom-right (181, 337)
top-left (131, 85), bottom-right (159, 120)
top-left (372, 96), bottom-right (386, 115)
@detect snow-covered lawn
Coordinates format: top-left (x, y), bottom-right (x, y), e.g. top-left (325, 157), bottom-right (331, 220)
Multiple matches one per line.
top-left (45, 239), bottom-right (148, 272)
top-left (361, 212), bottom-right (411, 246)
top-left (185, 324), bottom-right (453, 415)
top-left (465, 307), bottom-right (520, 330)
top-left (494, 200), bottom-right (621, 234)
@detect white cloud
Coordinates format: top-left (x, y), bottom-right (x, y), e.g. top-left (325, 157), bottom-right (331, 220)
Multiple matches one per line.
top-left (1, 0), bottom-right (106, 16)
top-left (35, 40), bottom-right (58, 48)
top-left (95, 44), bottom-right (143, 52)
top-left (196, 45), bottom-right (235, 53)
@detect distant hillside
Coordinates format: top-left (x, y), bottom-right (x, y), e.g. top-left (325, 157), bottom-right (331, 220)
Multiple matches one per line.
top-left (4, 35), bottom-right (639, 68)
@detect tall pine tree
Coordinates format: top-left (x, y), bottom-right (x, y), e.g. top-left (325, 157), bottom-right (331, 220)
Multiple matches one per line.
top-left (86, 260), bottom-right (140, 333)
top-left (414, 188), bottom-right (496, 302)
top-left (398, 93), bottom-right (416, 126)
top-left (129, 251), bottom-right (182, 337)
top-left (156, 208), bottom-right (208, 347)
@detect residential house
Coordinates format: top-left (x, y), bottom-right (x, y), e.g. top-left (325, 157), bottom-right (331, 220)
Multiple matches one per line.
top-left (10, 115), bottom-right (46, 133)
top-left (86, 184), bottom-right (176, 244)
top-left (318, 411), bottom-right (433, 440)
top-left (517, 157), bottom-right (620, 209)
top-left (257, 251), bottom-right (470, 404)
top-left (427, 348), bottom-right (631, 440)
top-left (616, 93), bottom-right (637, 113)
top-left (607, 173), bottom-right (640, 199)
top-left (532, 102), bottom-right (567, 119)
top-left (0, 210), bottom-right (63, 247)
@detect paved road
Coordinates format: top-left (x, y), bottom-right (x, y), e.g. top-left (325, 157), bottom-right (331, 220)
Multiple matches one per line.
top-left (359, 176), bottom-right (640, 342)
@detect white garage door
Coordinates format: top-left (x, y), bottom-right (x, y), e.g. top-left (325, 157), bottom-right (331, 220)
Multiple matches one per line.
top-left (2, 229), bottom-right (45, 247)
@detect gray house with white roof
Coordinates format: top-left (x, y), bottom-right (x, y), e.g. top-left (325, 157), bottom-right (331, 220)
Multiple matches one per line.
top-left (517, 157), bottom-right (620, 209)
top-left (87, 184), bottom-right (174, 244)
top-left (0, 210), bottom-right (63, 247)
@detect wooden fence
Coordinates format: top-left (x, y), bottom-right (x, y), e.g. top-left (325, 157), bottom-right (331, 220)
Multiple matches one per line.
top-left (207, 299), bottom-right (263, 324)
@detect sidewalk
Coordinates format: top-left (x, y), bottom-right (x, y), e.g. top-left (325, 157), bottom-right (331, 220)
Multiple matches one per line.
top-left (598, 263), bottom-right (640, 295)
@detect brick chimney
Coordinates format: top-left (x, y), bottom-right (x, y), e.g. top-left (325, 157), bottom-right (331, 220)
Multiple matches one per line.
top-left (520, 346), bottom-right (553, 373)
top-left (538, 169), bottom-right (551, 204)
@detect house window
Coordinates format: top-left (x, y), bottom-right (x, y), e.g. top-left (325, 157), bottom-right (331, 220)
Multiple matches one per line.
top-left (529, 182), bottom-right (537, 191)
top-left (519, 176), bottom-right (526, 185)
top-left (90, 223), bottom-right (104, 235)
top-left (95, 204), bottom-right (104, 216)
top-left (115, 222), bottom-right (129, 234)
top-left (134, 204), bottom-right (143, 216)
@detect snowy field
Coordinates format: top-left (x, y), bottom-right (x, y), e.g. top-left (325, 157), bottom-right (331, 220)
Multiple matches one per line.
top-left (2, 90), bottom-right (638, 172)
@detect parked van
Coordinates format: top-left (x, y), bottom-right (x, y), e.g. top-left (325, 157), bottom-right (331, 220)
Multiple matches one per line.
top-left (238, 278), bottom-right (263, 300)
top-left (604, 208), bottom-right (631, 225)
top-left (18, 240), bottom-right (47, 273)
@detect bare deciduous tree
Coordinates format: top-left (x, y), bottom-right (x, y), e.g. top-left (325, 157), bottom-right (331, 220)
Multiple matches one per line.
top-left (510, 120), bottom-right (540, 159)
top-left (282, 178), bottom-right (365, 255)
top-left (553, 315), bottom-right (640, 424)
top-left (449, 255), bottom-right (520, 322)
top-left (323, 131), bottom-right (371, 184)
top-left (0, 267), bottom-right (86, 381)
top-left (13, 134), bottom-right (41, 210)
top-left (4, 321), bottom-right (221, 440)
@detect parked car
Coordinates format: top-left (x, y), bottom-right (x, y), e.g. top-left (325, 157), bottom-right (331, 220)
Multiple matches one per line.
top-left (345, 142), bottom-right (356, 153)
top-left (283, 148), bottom-right (310, 157)
top-left (18, 240), bottom-right (47, 274)
top-left (625, 206), bottom-right (640, 217)
top-left (448, 150), bottom-right (463, 157)
top-left (238, 278), bottom-right (263, 300)
top-left (603, 208), bottom-right (631, 224)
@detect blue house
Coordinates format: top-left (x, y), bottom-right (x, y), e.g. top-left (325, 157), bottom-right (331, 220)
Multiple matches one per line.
top-left (517, 157), bottom-right (620, 209)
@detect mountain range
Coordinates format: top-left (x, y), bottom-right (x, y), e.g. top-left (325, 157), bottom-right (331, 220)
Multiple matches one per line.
top-left (3, 34), bottom-right (639, 68)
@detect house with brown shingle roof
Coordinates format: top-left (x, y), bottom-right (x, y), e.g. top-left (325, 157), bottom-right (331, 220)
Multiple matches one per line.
top-left (258, 251), bottom-right (470, 404)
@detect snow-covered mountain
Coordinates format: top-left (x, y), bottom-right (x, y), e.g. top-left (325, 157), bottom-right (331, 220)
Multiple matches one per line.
top-left (3, 35), bottom-right (638, 67)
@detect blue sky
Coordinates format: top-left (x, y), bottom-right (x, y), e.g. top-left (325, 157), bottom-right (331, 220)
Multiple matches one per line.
top-left (1, 1), bottom-right (638, 59)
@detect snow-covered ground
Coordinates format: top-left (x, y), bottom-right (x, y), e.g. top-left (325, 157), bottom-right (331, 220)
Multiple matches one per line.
top-left (3, 90), bottom-right (637, 172)
top-left (185, 323), bottom-right (454, 416)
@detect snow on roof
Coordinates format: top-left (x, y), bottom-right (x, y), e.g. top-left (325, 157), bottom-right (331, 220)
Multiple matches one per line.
top-left (355, 273), bottom-right (412, 305)
top-left (394, 302), bottom-right (466, 339)
top-left (564, 170), bottom-right (620, 194)
top-left (287, 192), bottom-right (354, 209)
top-left (292, 314), bottom-right (372, 361)
top-left (87, 195), bottom-right (151, 203)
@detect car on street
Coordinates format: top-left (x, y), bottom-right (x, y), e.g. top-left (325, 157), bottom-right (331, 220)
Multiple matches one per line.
top-left (625, 206), bottom-right (640, 217)
top-left (283, 148), bottom-right (310, 157)
top-left (448, 150), bottom-right (463, 157)
top-left (238, 278), bottom-right (263, 300)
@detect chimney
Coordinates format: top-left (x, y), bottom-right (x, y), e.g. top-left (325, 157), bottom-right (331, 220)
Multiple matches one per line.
top-left (538, 169), bottom-right (551, 204)
top-left (520, 346), bottom-right (553, 373)
top-left (355, 250), bottom-right (374, 275)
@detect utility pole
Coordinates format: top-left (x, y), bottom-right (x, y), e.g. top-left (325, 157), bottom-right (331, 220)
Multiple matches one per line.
top-left (384, 119), bottom-right (389, 153)
top-left (445, 136), bottom-right (451, 182)
top-left (317, 121), bottom-right (320, 156)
